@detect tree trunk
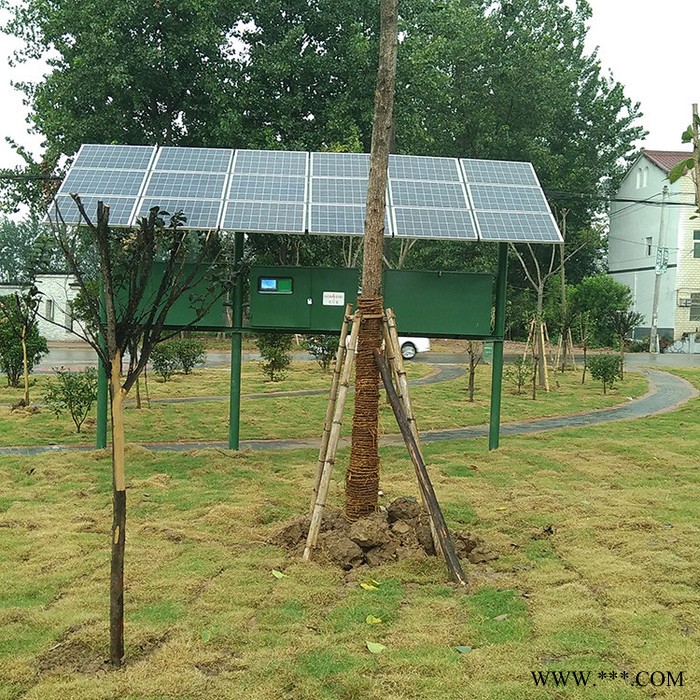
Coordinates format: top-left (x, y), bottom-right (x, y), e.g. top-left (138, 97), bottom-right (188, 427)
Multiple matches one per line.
top-left (109, 352), bottom-right (126, 666)
top-left (21, 327), bottom-right (30, 405)
top-left (619, 333), bottom-right (625, 380)
top-left (345, 0), bottom-right (398, 522)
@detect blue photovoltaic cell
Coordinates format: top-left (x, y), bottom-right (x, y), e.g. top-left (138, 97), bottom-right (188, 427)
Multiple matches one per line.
top-left (311, 152), bottom-right (370, 178)
top-left (393, 207), bottom-right (477, 240)
top-left (475, 211), bottom-right (562, 242)
top-left (311, 178), bottom-right (367, 205)
top-left (48, 194), bottom-right (137, 227)
top-left (154, 147), bottom-right (233, 173)
top-left (221, 201), bottom-right (305, 233)
top-left (135, 199), bottom-right (223, 229)
top-left (461, 159), bottom-right (538, 187)
top-left (389, 155), bottom-right (461, 182)
top-left (390, 180), bottom-right (468, 209)
top-left (233, 150), bottom-right (307, 177)
top-left (309, 204), bottom-right (365, 234)
top-left (60, 168), bottom-right (146, 197)
top-left (227, 174), bottom-right (306, 203)
top-left (142, 172), bottom-right (227, 200)
top-left (469, 184), bottom-right (549, 213)
top-left (74, 144), bottom-right (155, 170)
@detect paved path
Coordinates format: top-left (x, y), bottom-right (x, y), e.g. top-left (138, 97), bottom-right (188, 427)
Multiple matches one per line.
top-left (1, 368), bottom-right (696, 457)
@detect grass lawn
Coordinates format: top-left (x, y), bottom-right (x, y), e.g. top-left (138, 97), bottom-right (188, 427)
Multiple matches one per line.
top-left (0, 369), bottom-right (697, 699)
top-left (0, 362), bottom-right (648, 447)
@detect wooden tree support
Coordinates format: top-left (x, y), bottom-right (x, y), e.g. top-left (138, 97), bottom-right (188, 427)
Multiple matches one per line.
top-left (375, 349), bottom-right (467, 586)
top-left (303, 312), bottom-right (361, 560)
top-left (309, 304), bottom-right (353, 515)
top-left (383, 309), bottom-right (440, 552)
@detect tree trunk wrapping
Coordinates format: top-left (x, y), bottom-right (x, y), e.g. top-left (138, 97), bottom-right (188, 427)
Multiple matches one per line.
top-left (346, 297), bottom-right (383, 521)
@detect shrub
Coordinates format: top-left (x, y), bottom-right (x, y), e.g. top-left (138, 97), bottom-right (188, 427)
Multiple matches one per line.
top-left (44, 367), bottom-right (98, 433)
top-left (171, 338), bottom-right (205, 374)
top-left (151, 343), bottom-right (179, 381)
top-left (301, 334), bottom-right (339, 371)
top-left (504, 357), bottom-right (532, 395)
top-left (255, 331), bottom-right (293, 381)
top-left (587, 354), bottom-right (622, 394)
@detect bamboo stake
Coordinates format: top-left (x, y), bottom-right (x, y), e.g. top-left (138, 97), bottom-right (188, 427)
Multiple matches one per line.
top-left (303, 313), bottom-right (361, 561)
top-left (523, 318), bottom-right (535, 361)
top-left (539, 322), bottom-right (550, 392)
top-left (384, 309), bottom-right (440, 553)
top-left (309, 304), bottom-right (353, 514)
top-left (375, 350), bottom-right (467, 586)
top-left (567, 328), bottom-right (578, 371)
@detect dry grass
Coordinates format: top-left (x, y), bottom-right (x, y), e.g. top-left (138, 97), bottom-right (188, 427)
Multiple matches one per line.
top-left (0, 368), bottom-right (698, 699)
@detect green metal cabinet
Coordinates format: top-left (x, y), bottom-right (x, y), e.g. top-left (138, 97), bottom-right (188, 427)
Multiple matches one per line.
top-left (249, 266), bottom-right (493, 338)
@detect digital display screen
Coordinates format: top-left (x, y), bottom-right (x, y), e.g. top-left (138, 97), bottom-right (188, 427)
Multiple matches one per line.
top-left (258, 277), bottom-right (293, 294)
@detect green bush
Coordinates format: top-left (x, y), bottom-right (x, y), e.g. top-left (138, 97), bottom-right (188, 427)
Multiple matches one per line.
top-left (0, 298), bottom-right (48, 387)
top-left (587, 354), bottom-right (622, 394)
top-left (171, 338), bottom-right (205, 374)
top-left (254, 331), bottom-right (293, 381)
top-left (43, 367), bottom-right (98, 433)
top-left (504, 357), bottom-right (532, 395)
top-left (301, 334), bottom-right (339, 371)
top-left (151, 343), bottom-right (179, 381)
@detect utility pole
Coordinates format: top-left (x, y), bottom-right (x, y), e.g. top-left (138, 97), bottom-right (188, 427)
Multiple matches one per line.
top-left (649, 186), bottom-right (669, 353)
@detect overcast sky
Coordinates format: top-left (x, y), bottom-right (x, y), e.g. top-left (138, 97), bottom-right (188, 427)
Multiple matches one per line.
top-left (1, 0), bottom-right (697, 170)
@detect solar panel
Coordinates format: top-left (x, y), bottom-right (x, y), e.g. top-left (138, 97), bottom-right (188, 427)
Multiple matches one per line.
top-left (311, 152), bottom-right (369, 178)
top-left (469, 184), bottom-right (549, 213)
top-left (141, 172), bottom-right (228, 200)
top-left (392, 207), bottom-right (478, 240)
top-left (309, 204), bottom-right (365, 235)
top-left (233, 150), bottom-right (308, 176)
top-left (60, 168), bottom-right (147, 198)
top-left (390, 180), bottom-right (469, 209)
top-left (227, 174), bottom-right (306, 203)
top-left (48, 194), bottom-right (138, 227)
top-left (474, 211), bottom-right (561, 242)
top-left (461, 159), bottom-right (538, 187)
top-left (135, 198), bottom-right (223, 229)
top-left (73, 144), bottom-right (156, 170)
top-left (389, 155), bottom-right (461, 182)
top-left (153, 147), bottom-right (233, 173)
top-left (221, 201), bottom-right (306, 233)
top-left (311, 177), bottom-right (368, 205)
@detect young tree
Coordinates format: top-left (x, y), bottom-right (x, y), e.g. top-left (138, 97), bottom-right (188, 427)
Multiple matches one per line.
top-left (610, 309), bottom-right (644, 379)
top-left (48, 197), bottom-right (228, 666)
top-left (345, 0), bottom-right (398, 521)
top-left (0, 287), bottom-right (43, 404)
top-left (43, 367), bottom-right (98, 433)
top-left (465, 340), bottom-right (483, 402)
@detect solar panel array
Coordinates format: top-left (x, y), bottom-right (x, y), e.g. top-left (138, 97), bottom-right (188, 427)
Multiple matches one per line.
top-left (49, 145), bottom-right (562, 243)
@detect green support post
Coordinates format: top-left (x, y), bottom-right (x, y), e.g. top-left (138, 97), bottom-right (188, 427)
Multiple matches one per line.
top-left (488, 242), bottom-right (508, 450)
top-left (228, 232), bottom-right (245, 450)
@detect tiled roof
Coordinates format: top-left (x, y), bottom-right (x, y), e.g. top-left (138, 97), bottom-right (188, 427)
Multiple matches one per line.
top-left (642, 149), bottom-right (693, 173)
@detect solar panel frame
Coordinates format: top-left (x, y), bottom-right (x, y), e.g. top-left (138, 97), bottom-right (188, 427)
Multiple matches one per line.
top-left (461, 158), bottom-right (539, 187)
top-left (71, 144), bottom-right (157, 171)
top-left (152, 146), bottom-right (234, 174)
top-left (389, 154), bottom-right (462, 182)
top-left (468, 184), bottom-right (550, 213)
top-left (391, 207), bottom-right (478, 240)
top-left (389, 179), bottom-right (470, 210)
top-left (221, 201), bottom-right (307, 234)
top-left (473, 210), bottom-right (562, 243)
top-left (233, 149), bottom-right (308, 177)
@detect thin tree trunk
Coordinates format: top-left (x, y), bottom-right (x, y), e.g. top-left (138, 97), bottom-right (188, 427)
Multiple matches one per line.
top-left (109, 351), bottom-right (126, 666)
top-left (21, 327), bottom-right (29, 405)
top-left (619, 333), bottom-right (625, 380)
top-left (345, 0), bottom-right (398, 521)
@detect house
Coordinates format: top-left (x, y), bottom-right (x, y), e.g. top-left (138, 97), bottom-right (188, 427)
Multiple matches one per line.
top-left (0, 274), bottom-right (84, 342)
top-left (608, 149), bottom-right (699, 344)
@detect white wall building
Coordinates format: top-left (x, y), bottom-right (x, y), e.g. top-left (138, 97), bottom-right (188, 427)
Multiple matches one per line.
top-left (0, 274), bottom-right (85, 342)
top-left (608, 150), bottom-right (700, 342)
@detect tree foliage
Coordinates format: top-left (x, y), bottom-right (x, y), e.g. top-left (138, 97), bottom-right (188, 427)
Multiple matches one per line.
top-left (0, 217), bottom-right (63, 283)
top-left (43, 366), bottom-right (98, 432)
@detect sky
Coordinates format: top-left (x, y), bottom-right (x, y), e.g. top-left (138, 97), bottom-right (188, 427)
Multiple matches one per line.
top-left (0, 0), bottom-right (698, 171)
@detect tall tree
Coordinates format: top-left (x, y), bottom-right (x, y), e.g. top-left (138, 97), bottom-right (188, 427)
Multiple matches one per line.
top-left (0, 216), bottom-right (63, 282)
top-left (345, 0), bottom-right (398, 521)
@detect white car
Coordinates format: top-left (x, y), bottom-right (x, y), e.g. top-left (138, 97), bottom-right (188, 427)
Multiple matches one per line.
top-left (397, 336), bottom-right (430, 360)
top-left (344, 334), bottom-right (430, 359)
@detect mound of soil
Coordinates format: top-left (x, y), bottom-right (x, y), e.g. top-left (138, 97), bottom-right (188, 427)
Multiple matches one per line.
top-left (271, 497), bottom-right (496, 571)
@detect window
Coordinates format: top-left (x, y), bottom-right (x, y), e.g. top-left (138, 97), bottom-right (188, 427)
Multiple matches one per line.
top-left (646, 237), bottom-right (653, 256)
top-left (636, 168), bottom-right (643, 189)
top-left (64, 302), bottom-right (73, 331)
top-left (642, 166), bottom-right (649, 188)
top-left (690, 293), bottom-right (700, 322)
top-left (45, 299), bottom-right (54, 322)
top-left (694, 231), bottom-right (700, 259)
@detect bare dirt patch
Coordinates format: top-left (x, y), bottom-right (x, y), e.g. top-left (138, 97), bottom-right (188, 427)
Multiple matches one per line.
top-left (271, 497), bottom-right (497, 571)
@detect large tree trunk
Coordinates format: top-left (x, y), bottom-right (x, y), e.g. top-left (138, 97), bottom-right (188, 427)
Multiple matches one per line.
top-left (345, 0), bottom-right (398, 521)
top-left (109, 352), bottom-right (126, 666)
